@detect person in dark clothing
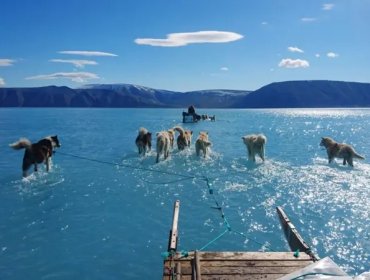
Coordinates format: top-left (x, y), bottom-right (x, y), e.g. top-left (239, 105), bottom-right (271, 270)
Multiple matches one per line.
top-left (188, 105), bottom-right (195, 115)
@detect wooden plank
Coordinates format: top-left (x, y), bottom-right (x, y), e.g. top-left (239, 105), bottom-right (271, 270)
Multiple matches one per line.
top-left (176, 262), bottom-right (181, 280)
top-left (174, 274), bottom-right (287, 280)
top-left (168, 200), bottom-right (180, 252)
top-left (276, 206), bottom-right (310, 252)
top-left (165, 260), bottom-right (313, 270)
top-left (194, 250), bottom-right (202, 280)
top-left (175, 265), bottom-right (308, 275)
top-left (276, 206), bottom-right (319, 262)
top-left (171, 251), bottom-right (312, 261)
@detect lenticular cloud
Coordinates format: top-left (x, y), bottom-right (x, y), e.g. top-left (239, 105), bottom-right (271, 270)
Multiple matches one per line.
top-left (135, 31), bottom-right (244, 47)
top-left (26, 72), bottom-right (99, 83)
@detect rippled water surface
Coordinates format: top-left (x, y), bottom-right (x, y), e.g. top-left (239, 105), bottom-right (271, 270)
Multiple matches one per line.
top-left (0, 108), bottom-right (369, 279)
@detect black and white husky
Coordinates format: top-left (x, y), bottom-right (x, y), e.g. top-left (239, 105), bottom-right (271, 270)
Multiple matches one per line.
top-left (10, 135), bottom-right (61, 177)
top-left (135, 127), bottom-right (152, 156)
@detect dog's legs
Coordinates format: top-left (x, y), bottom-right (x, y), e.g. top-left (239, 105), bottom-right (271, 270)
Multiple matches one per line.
top-left (258, 151), bottom-right (265, 161)
top-left (251, 149), bottom-right (256, 162)
top-left (347, 158), bottom-right (353, 167)
top-left (261, 145), bottom-right (265, 161)
top-left (343, 158), bottom-right (346, 165)
top-left (46, 157), bottom-right (50, 172)
top-left (156, 153), bottom-right (160, 163)
top-left (22, 158), bottom-right (32, 177)
top-left (247, 145), bottom-right (252, 161)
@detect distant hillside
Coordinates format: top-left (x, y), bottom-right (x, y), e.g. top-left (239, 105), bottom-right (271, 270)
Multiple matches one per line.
top-left (238, 80), bottom-right (370, 108)
top-left (0, 80), bottom-right (369, 108)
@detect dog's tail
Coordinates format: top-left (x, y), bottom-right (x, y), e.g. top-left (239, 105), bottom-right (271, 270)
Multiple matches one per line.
top-left (9, 138), bottom-right (32, 150)
top-left (173, 126), bottom-right (185, 136)
top-left (353, 152), bottom-right (365, 160)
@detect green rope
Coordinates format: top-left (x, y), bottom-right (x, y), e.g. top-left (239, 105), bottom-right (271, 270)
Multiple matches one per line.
top-left (56, 150), bottom-right (277, 253)
top-left (198, 228), bottom-right (229, 251)
top-left (56, 151), bottom-right (196, 179)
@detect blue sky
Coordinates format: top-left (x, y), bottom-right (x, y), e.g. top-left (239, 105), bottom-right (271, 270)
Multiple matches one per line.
top-left (1, 0), bottom-right (369, 91)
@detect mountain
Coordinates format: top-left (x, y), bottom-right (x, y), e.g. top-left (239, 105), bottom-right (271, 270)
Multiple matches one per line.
top-left (238, 80), bottom-right (370, 108)
top-left (0, 80), bottom-right (369, 108)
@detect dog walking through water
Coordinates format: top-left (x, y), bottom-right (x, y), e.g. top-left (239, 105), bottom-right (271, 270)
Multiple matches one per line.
top-left (242, 134), bottom-right (267, 162)
top-left (195, 131), bottom-right (211, 158)
top-left (173, 126), bottom-right (193, 150)
top-left (135, 127), bottom-right (152, 156)
top-left (156, 131), bottom-right (171, 163)
top-left (10, 135), bottom-right (61, 177)
top-left (320, 137), bottom-right (365, 167)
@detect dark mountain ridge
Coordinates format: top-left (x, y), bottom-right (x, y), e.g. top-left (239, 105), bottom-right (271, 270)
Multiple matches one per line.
top-left (0, 80), bottom-right (369, 108)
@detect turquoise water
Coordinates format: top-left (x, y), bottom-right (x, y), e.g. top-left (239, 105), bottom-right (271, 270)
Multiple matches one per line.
top-left (0, 108), bottom-right (369, 279)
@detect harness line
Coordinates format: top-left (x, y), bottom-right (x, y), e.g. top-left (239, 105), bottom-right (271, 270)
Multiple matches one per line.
top-left (55, 150), bottom-right (277, 253)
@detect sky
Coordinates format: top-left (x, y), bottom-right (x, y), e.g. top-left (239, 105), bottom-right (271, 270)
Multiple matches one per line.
top-left (1, 0), bottom-right (370, 91)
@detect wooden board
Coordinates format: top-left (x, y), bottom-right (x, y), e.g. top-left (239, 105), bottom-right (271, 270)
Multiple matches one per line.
top-left (163, 251), bottom-right (313, 280)
top-left (171, 251), bottom-right (312, 261)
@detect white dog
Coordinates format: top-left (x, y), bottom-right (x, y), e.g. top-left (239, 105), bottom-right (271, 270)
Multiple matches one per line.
top-left (156, 131), bottom-right (171, 163)
top-left (195, 131), bottom-right (211, 158)
top-left (242, 134), bottom-right (267, 162)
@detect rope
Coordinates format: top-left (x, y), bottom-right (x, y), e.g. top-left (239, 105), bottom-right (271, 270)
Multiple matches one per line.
top-left (56, 151), bottom-right (196, 179)
top-left (55, 150), bottom-right (277, 252)
top-left (194, 176), bottom-right (276, 252)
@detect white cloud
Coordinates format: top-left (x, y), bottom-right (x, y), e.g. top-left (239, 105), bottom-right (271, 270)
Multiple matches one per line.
top-left (0, 59), bottom-right (15, 66)
top-left (58, 51), bottom-right (118, 57)
top-left (288, 46), bottom-right (304, 53)
top-left (220, 67), bottom-right (229, 71)
top-left (26, 72), bottom-right (99, 83)
top-left (135, 31), bottom-right (244, 47)
top-left (0, 77), bottom-right (5, 86)
top-left (315, 53), bottom-right (320, 58)
top-left (301, 17), bottom-right (317, 22)
top-left (261, 21), bottom-right (268, 25)
top-left (50, 59), bottom-right (98, 68)
top-left (327, 52), bottom-right (339, 58)
top-left (322, 3), bottom-right (335, 10)
top-left (278, 58), bottom-right (310, 68)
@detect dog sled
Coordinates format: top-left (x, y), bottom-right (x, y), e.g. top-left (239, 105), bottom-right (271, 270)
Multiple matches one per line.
top-left (162, 201), bottom-right (357, 279)
top-left (182, 111), bottom-right (200, 123)
top-left (182, 105), bottom-right (215, 123)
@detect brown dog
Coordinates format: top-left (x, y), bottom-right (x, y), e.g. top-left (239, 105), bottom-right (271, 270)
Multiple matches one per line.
top-left (195, 131), bottom-right (211, 157)
top-left (10, 135), bottom-right (61, 177)
top-left (167, 128), bottom-right (175, 149)
top-left (320, 137), bottom-right (365, 167)
top-left (173, 126), bottom-right (193, 150)
top-left (242, 134), bottom-right (267, 162)
top-left (135, 127), bottom-right (152, 156)
top-left (156, 131), bottom-right (171, 163)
